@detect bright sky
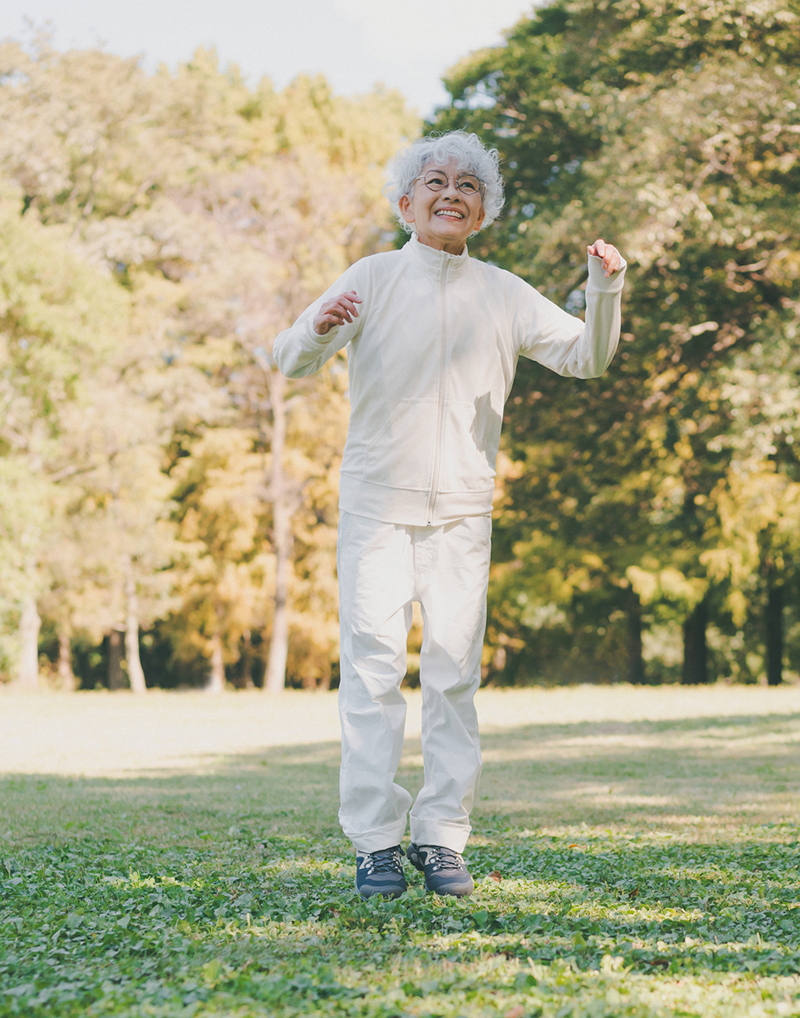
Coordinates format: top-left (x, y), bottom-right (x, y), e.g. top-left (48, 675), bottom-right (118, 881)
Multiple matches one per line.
top-left (0, 0), bottom-right (539, 118)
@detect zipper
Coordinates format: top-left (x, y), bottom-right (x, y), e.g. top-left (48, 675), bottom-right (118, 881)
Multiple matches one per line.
top-left (426, 260), bottom-right (449, 524)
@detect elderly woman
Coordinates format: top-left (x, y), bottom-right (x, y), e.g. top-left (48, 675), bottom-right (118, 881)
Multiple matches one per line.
top-left (274, 130), bottom-right (625, 899)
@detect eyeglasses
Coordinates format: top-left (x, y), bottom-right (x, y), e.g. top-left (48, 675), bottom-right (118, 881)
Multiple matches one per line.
top-left (413, 170), bottom-right (485, 199)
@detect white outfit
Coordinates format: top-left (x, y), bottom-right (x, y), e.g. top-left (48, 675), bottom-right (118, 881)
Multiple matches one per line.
top-left (337, 511), bottom-right (490, 852)
top-left (275, 234), bottom-right (626, 852)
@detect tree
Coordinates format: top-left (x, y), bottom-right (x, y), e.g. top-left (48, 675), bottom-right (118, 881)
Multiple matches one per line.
top-left (0, 40), bottom-right (417, 689)
top-left (0, 182), bottom-right (126, 685)
top-left (432, 0), bottom-right (800, 684)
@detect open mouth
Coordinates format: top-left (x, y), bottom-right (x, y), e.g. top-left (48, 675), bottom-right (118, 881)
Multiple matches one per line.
top-left (435, 209), bottom-right (465, 220)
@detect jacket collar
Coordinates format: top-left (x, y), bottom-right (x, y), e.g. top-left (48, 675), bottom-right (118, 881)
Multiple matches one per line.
top-left (405, 232), bottom-right (471, 279)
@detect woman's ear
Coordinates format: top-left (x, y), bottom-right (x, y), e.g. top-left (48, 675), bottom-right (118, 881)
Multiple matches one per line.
top-left (398, 193), bottom-right (415, 225)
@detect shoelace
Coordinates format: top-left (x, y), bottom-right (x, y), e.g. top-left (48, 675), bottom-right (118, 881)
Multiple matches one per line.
top-left (424, 846), bottom-right (464, 872)
top-left (361, 847), bottom-right (402, 874)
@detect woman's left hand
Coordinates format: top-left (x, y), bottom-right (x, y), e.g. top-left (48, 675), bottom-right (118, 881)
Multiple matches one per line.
top-left (587, 239), bottom-right (622, 278)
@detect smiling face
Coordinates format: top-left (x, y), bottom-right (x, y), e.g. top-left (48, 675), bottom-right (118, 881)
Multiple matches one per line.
top-left (398, 158), bottom-right (486, 255)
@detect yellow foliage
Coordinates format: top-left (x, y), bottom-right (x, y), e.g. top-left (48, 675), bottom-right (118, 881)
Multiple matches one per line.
top-left (625, 566), bottom-right (659, 605)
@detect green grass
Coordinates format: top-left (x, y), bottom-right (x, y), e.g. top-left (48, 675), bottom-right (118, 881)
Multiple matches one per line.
top-left (1, 687), bottom-right (800, 1016)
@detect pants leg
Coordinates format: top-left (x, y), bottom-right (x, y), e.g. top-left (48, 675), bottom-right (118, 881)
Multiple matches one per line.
top-left (410, 514), bottom-right (491, 852)
top-left (337, 511), bottom-right (415, 852)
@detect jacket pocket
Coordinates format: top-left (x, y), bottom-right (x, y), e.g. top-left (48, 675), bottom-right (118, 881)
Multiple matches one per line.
top-left (363, 398), bottom-right (437, 490)
top-left (438, 399), bottom-right (498, 493)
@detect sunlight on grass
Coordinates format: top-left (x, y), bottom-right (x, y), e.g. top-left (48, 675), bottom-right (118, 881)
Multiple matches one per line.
top-left (1, 685), bottom-right (800, 1016)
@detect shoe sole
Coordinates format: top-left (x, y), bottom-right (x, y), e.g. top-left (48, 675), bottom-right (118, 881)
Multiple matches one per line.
top-left (425, 880), bottom-right (474, 897)
top-left (354, 877), bottom-right (407, 899)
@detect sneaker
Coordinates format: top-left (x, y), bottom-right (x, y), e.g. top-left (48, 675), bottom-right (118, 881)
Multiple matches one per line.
top-left (355, 845), bottom-right (407, 898)
top-left (407, 843), bottom-right (474, 897)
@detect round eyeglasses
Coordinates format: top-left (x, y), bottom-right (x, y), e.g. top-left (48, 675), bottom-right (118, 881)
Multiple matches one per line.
top-left (414, 170), bottom-right (485, 199)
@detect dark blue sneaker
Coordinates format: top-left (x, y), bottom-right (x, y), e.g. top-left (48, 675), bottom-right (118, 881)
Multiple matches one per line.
top-left (407, 843), bottom-right (474, 897)
top-left (355, 846), bottom-right (407, 898)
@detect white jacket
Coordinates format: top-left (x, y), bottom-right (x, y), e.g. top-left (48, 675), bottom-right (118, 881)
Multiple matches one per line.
top-left (274, 234), bottom-right (626, 527)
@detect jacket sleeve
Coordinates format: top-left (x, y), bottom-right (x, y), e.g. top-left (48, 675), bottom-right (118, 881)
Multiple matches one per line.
top-left (514, 253), bottom-right (627, 378)
top-left (273, 264), bottom-right (366, 378)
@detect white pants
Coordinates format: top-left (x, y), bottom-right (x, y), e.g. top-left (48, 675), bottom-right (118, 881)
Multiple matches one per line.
top-left (337, 510), bottom-right (491, 853)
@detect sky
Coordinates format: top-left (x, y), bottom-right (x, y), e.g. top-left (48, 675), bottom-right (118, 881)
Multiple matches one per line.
top-left (0, 0), bottom-right (539, 118)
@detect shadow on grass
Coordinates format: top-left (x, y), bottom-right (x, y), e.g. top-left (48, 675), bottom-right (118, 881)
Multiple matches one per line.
top-left (6, 708), bottom-right (797, 836)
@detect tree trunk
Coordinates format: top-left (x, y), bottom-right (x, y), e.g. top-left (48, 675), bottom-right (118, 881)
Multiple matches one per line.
top-left (238, 628), bottom-right (255, 689)
top-left (17, 593), bottom-right (40, 689)
top-left (626, 589), bottom-right (645, 684)
top-left (108, 627), bottom-right (127, 692)
top-left (265, 369), bottom-right (291, 694)
top-left (125, 572), bottom-right (147, 694)
top-left (766, 581), bottom-right (783, 686)
top-left (682, 598), bottom-right (709, 685)
top-left (58, 629), bottom-right (77, 691)
top-left (207, 631), bottom-right (226, 693)
top-left (108, 628), bottom-right (126, 689)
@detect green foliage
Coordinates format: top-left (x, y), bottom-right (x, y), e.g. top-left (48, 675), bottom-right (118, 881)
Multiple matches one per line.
top-left (3, 2), bottom-right (800, 686)
top-left (0, 181), bottom-right (129, 678)
top-left (0, 40), bottom-right (417, 687)
top-left (433, 0), bottom-right (800, 684)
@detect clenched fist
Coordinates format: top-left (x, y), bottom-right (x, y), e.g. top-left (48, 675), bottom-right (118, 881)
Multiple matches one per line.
top-left (587, 239), bottom-right (622, 278)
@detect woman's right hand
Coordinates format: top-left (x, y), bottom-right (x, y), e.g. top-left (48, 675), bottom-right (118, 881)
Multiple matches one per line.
top-left (313, 290), bottom-right (362, 336)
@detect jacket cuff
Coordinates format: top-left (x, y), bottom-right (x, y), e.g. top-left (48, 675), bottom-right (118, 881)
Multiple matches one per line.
top-left (305, 316), bottom-right (339, 345)
top-left (587, 253), bottom-right (626, 293)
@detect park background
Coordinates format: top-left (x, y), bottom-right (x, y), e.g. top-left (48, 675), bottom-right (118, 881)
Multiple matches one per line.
top-left (2, 5), bottom-right (800, 1018)
top-left (0, 0), bottom-right (799, 696)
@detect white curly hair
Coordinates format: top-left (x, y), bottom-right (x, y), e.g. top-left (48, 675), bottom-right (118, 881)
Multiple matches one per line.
top-left (384, 130), bottom-right (505, 235)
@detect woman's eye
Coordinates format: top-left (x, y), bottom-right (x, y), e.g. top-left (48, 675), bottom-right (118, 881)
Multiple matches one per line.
top-left (458, 177), bottom-right (479, 193)
top-left (427, 174), bottom-right (446, 187)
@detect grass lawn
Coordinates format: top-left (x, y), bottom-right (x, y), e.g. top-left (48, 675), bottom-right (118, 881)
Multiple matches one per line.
top-left (1, 683), bottom-right (800, 1017)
